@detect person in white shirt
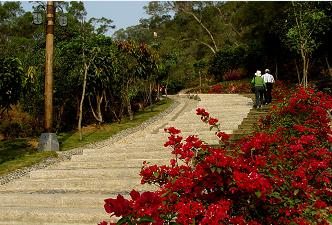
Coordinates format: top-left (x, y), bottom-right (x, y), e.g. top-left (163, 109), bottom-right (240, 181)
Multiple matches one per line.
top-left (261, 69), bottom-right (275, 104)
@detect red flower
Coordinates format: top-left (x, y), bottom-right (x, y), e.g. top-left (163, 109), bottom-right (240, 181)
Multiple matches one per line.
top-left (208, 117), bottom-right (219, 125)
top-left (130, 189), bottom-right (140, 200)
top-left (314, 199), bottom-right (327, 209)
top-left (104, 194), bottom-right (131, 217)
top-left (98, 221), bottom-right (108, 225)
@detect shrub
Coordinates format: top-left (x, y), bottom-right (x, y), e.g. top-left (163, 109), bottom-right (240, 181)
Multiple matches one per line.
top-left (0, 105), bottom-right (41, 139)
top-left (208, 81), bottom-right (252, 94)
top-left (223, 68), bottom-right (247, 81)
top-left (209, 45), bottom-right (248, 81)
top-left (100, 86), bottom-right (332, 225)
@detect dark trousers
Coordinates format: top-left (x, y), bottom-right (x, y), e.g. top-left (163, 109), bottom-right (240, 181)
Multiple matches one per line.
top-left (255, 86), bottom-right (265, 107)
top-left (264, 83), bottom-right (273, 104)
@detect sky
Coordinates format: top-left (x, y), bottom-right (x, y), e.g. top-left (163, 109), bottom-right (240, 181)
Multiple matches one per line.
top-left (20, 1), bottom-right (149, 36)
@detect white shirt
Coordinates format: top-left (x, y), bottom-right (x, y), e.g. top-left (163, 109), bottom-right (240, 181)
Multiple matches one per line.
top-left (262, 73), bottom-right (275, 83)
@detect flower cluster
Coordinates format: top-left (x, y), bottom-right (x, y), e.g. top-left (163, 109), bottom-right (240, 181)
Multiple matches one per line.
top-left (100, 86), bottom-right (332, 225)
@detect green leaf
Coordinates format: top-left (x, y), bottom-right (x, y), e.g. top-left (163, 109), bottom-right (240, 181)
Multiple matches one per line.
top-left (294, 189), bottom-right (299, 196)
top-left (327, 214), bottom-right (332, 222)
top-left (255, 191), bottom-right (261, 198)
top-left (211, 166), bottom-right (216, 172)
top-left (153, 171), bottom-right (159, 177)
top-left (138, 216), bottom-right (155, 223)
top-left (116, 216), bottom-right (131, 225)
top-left (269, 192), bottom-right (282, 199)
top-left (173, 191), bottom-right (181, 197)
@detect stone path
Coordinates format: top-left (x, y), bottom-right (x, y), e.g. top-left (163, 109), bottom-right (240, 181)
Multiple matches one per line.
top-left (0, 94), bottom-right (253, 225)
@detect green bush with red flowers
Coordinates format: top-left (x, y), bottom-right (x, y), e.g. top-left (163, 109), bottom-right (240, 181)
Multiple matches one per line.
top-left (99, 86), bottom-right (331, 225)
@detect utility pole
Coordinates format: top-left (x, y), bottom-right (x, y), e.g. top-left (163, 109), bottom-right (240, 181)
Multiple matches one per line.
top-left (45, 1), bottom-right (54, 132)
top-left (38, 1), bottom-right (59, 151)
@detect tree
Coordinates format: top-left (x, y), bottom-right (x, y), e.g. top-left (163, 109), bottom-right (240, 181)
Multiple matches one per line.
top-left (285, 2), bottom-right (328, 87)
top-left (0, 57), bottom-right (24, 114)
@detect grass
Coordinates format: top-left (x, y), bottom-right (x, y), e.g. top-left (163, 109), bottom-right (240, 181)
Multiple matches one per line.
top-left (0, 98), bottom-right (173, 176)
top-left (0, 139), bottom-right (57, 176)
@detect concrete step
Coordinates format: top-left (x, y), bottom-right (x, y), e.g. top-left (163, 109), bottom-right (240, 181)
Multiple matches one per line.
top-left (0, 222), bottom-right (99, 225)
top-left (0, 193), bottom-right (113, 208)
top-left (168, 117), bottom-right (244, 124)
top-left (1, 178), bottom-right (155, 193)
top-left (72, 151), bottom-right (172, 161)
top-left (54, 159), bottom-right (170, 169)
top-left (159, 126), bottom-right (235, 133)
top-left (145, 131), bottom-right (231, 138)
top-left (0, 207), bottom-right (109, 224)
top-left (117, 140), bottom-right (165, 147)
top-left (29, 168), bottom-right (142, 179)
top-left (81, 146), bottom-right (168, 155)
top-left (178, 110), bottom-right (250, 116)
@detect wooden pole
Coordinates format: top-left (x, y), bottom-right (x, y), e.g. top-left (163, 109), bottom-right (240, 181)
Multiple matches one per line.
top-left (44, 1), bottom-right (55, 132)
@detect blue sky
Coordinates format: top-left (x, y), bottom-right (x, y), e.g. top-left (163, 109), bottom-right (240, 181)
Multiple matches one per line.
top-left (20, 1), bottom-right (149, 36)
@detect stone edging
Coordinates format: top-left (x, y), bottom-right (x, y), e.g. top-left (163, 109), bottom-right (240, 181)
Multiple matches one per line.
top-left (0, 98), bottom-right (181, 185)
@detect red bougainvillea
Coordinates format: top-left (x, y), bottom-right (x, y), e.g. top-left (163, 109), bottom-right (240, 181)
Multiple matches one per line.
top-left (100, 86), bottom-right (332, 225)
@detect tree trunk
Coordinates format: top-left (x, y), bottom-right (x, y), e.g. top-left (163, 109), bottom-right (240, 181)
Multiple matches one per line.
top-left (325, 56), bottom-right (332, 76)
top-left (149, 82), bottom-right (153, 106)
top-left (199, 71), bottom-right (202, 93)
top-left (126, 82), bottom-right (133, 120)
top-left (302, 54), bottom-right (309, 87)
top-left (294, 59), bottom-right (301, 84)
top-left (157, 83), bottom-right (160, 100)
top-left (55, 100), bottom-right (66, 132)
top-left (274, 59), bottom-right (278, 81)
top-left (78, 63), bottom-right (88, 141)
top-left (88, 94), bottom-right (103, 123)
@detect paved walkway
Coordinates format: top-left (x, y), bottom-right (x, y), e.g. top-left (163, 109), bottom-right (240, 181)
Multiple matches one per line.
top-left (0, 94), bottom-right (252, 225)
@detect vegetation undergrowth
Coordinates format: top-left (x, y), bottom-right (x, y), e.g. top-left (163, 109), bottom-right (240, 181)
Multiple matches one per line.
top-left (0, 98), bottom-right (173, 176)
top-left (99, 85), bottom-right (332, 225)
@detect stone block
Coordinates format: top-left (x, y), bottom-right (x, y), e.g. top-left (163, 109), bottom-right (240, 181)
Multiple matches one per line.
top-left (38, 133), bottom-right (59, 151)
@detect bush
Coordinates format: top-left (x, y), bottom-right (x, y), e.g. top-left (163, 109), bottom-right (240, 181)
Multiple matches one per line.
top-left (0, 105), bottom-right (41, 139)
top-left (99, 86), bottom-right (332, 225)
top-left (0, 57), bottom-right (24, 111)
top-left (209, 45), bottom-right (248, 81)
top-left (223, 68), bottom-right (247, 81)
top-left (208, 80), bottom-right (252, 94)
top-left (166, 79), bottom-right (185, 95)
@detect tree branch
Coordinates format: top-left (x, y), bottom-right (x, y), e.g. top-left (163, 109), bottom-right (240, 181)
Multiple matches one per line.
top-left (178, 6), bottom-right (218, 52)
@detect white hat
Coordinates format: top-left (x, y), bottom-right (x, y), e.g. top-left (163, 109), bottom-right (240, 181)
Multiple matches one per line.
top-left (265, 69), bottom-right (270, 73)
top-left (255, 70), bottom-right (261, 76)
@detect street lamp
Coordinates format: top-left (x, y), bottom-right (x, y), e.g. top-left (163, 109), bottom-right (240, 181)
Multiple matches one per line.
top-left (33, 1), bottom-right (67, 151)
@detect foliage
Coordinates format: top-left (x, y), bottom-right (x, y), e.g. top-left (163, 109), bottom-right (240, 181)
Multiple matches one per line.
top-left (207, 80), bottom-right (251, 94)
top-left (283, 2), bottom-right (329, 86)
top-left (100, 86), bottom-right (332, 225)
top-left (0, 105), bottom-right (42, 139)
top-left (0, 57), bottom-right (24, 112)
top-left (222, 68), bottom-right (246, 81)
top-left (209, 45), bottom-right (248, 81)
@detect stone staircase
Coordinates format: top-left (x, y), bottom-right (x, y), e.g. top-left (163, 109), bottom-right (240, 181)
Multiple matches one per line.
top-left (230, 94), bottom-right (271, 142)
top-left (0, 94), bottom-right (253, 225)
